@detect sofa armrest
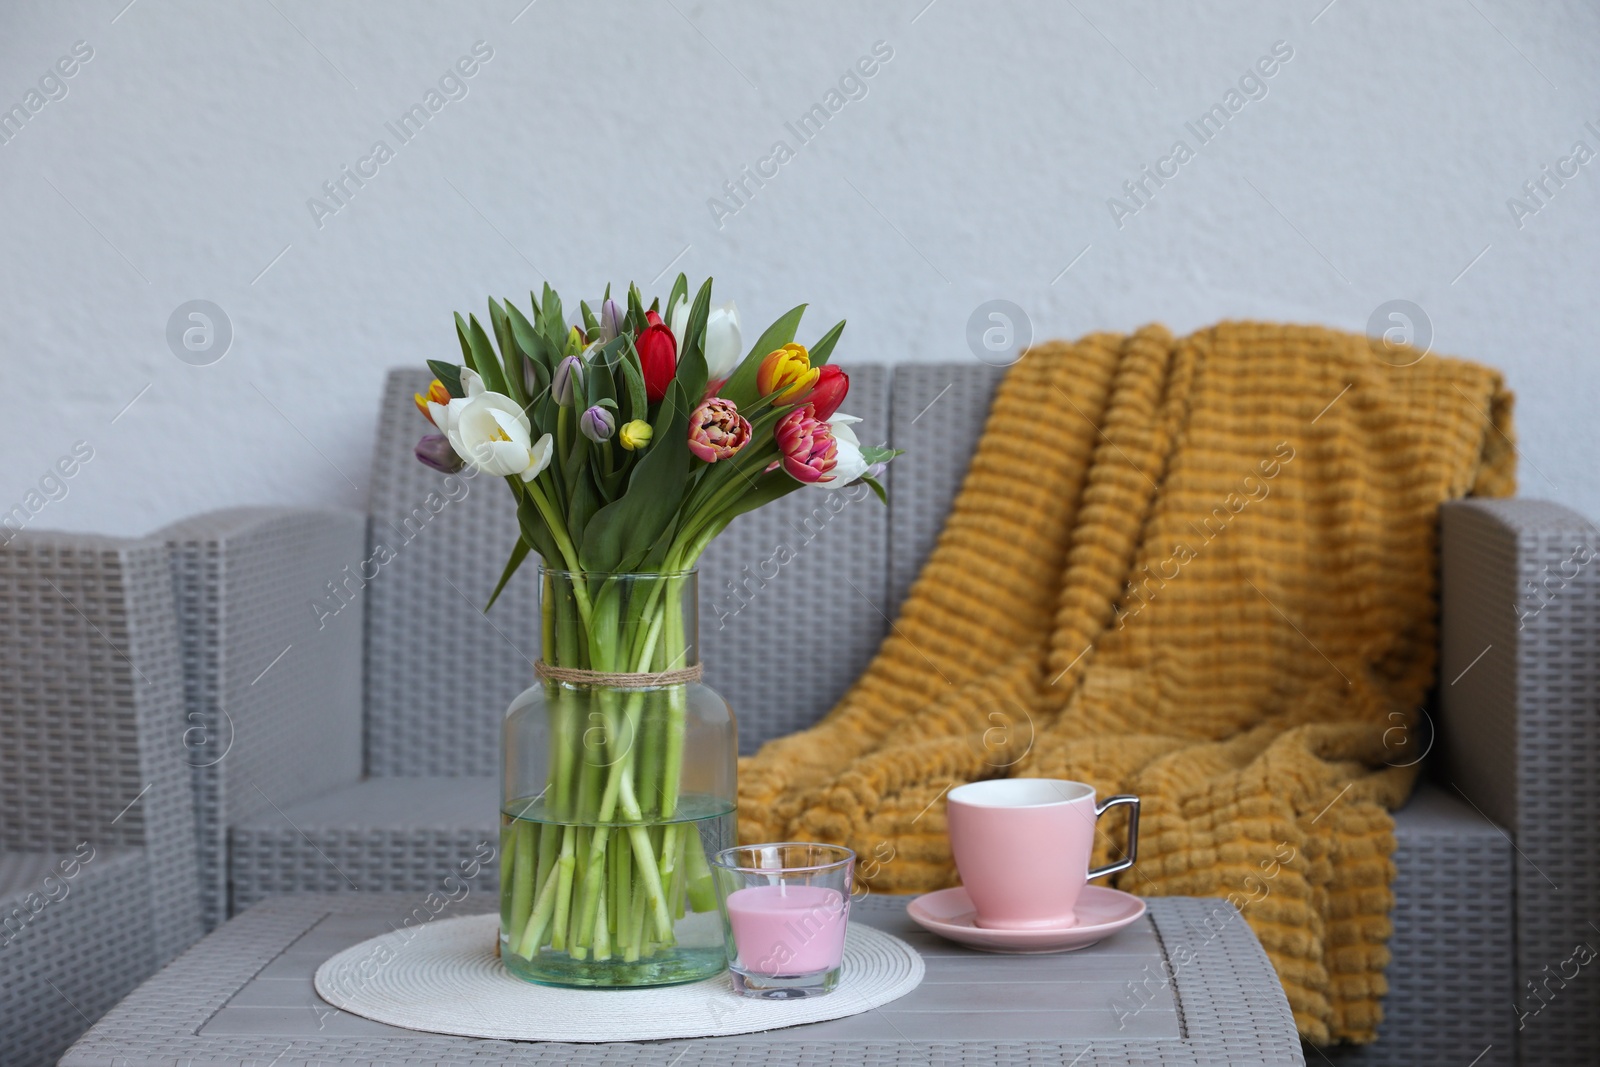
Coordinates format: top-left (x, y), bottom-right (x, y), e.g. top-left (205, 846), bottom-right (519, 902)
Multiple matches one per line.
top-left (159, 507), bottom-right (366, 927)
top-left (1, 529), bottom-right (202, 965)
top-left (1438, 498), bottom-right (1599, 1062)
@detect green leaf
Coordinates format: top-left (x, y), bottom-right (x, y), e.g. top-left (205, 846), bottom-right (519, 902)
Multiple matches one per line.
top-left (720, 303), bottom-right (806, 408)
top-left (514, 492), bottom-right (559, 568)
top-left (489, 298), bottom-right (528, 409)
top-left (458, 313), bottom-right (508, 395)
top-left (567, 468), bottom-right (601, 548)
top-left (625, 283), bottom-right (647, 336)
top-left (562, 429), bottom-right (589, 488)
top-left (618, 339), bottom-right (647, 422)
top-left (746, 303), bottom-right (807, 364)
top-left (666, 273), bottom-right (689, 323)
top-left (484, 537), bottom-right (532, 612)
top-left (859, 446), bottom-right (904, 465)
top-left (808, 318), bottom-right (847, 368)
top-left (585, 348), bottom-right (617, 412)
top-left (427, 360), bottom-right (464, 398)
top-left (540, 285), bottom-right (565, 354)
top-left (525, 348), bottom-right (551, 403)
top-left (858, 472), bottom-right (889, 505)
top-left (717, 469), bottom-right (806, 523)
top-left (673, 278), bottom-right (713, 407)
top-left (579, 300), bottom-right (599, 336)
top-left (580, 380), bottom-right (693, 571)
top-left (506, 300), bottom-right (553, 380)
top-left (454, 314), bottom-right (475, 373)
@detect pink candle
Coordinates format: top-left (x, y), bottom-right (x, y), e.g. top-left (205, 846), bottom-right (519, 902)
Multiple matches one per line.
top-left (725, 884), bottom-right (848, 975)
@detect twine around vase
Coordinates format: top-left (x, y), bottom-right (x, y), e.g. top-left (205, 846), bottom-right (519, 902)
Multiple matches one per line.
top-left (534, 661), bottom-right (703, 688)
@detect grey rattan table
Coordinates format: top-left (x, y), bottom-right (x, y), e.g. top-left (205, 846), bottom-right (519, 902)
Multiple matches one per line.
top-left (59, 892), bottom-right (1301, 1066)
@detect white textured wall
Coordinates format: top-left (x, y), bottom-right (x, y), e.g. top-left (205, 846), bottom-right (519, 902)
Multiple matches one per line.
top-left (2, 0), bottom-right (1596, 536)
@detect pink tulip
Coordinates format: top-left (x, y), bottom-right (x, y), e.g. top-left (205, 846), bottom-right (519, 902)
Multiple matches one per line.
top-left (687, 397), bottom-right (752, 462)
top-left (773, 404), bottom-right (837, 483)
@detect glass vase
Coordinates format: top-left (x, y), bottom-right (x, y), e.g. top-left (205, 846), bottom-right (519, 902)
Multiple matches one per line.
top-left (500, 568), bottom-right (736, 987)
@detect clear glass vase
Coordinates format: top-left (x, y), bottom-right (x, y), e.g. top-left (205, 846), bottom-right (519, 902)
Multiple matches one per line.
top-left (500, 569), bottom-right (736, 987)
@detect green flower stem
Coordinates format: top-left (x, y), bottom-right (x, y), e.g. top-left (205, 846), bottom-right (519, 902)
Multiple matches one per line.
top-left (499, 819), bottom-right (518, 888)
top-left (654, 581), bottom-right (690, 897)
top-left (547, 828), bottom-right (577, 952)
top-left (684, 829), bottom-right (717, 913)
top-left (515, 826), bottom-right (570, 957)
top-left (508, 821), bottom-right (535, 946)
top-left (619, 780), bottom-right (674, 940)
top-left (534, 814), bottom-right (557, 905)
top-left (592, 889), bottom-right (610, 960)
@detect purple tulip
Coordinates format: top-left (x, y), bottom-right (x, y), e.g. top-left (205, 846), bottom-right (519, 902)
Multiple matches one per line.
top-left (553, 355), bottom-right (584, 405)
top-left (415, 434), bottom-right (463, 473)
top-left (599, 298), bottom-right (625, 342)
top-left (580, 405), bottom-right (616, 442)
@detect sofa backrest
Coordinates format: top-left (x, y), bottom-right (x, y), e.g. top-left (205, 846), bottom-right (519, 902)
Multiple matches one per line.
top-left (366, 363), bottom-right (896, 767)
top-left (162, 507), bottom-right (366, 929)
top-left (884, 363), bottom-right (1005, 615)
top-left (367, 370), bottom-right (540, 776)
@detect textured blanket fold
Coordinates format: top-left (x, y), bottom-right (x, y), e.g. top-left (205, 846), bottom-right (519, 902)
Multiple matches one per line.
top-left (739, 321), bottom-right (1515, 1044)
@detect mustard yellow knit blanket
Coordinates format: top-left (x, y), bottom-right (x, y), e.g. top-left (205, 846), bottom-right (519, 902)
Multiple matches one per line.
top-left (739, 321), bottom-right (1515, 1044)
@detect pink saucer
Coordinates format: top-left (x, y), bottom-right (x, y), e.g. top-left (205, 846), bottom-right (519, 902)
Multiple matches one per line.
top-left (906, 885), bottom-right (1146, 953)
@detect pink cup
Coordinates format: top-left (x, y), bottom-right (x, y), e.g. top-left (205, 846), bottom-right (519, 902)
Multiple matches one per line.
top-left (946, 778), bottom-right (1140, 930)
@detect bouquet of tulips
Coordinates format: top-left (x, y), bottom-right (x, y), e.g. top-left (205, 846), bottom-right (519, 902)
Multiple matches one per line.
top-left (411, 275), bottom-right (895, 971)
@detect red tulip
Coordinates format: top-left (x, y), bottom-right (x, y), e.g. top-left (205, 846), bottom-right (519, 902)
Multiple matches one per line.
top-left (807, 365), bottom-right (849, 420)
top-left (637, 309), bottom-right (677, 403)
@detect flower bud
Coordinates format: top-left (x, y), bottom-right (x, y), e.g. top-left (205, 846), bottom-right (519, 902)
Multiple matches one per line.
top-left (600, 298), bottom-right (625, 342)
top-left (580, 405), bottom-right (616, 442)
top-left (414, 434), bottom-right (464, 474)
top-left (553, 355), bottom-right (584, 405)
top-left (619, 419), bottom-right (653, 451)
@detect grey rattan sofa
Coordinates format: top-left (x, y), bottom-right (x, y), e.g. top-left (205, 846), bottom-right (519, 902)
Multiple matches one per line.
top-left (0, 531), bottom-right (203, 1066)
top-left (163, 364), bottom-right (1596, 1067)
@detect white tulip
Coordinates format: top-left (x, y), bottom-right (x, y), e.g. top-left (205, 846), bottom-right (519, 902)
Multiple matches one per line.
top-left (704, 301), bottom-right (742, 380)
top-left (667, 297), bottom-right (742, 381)
top-left (809, 412), bottom-right (869, 489)
top-left (525, 432), bottom-right (554, 481)
top-left (445, 388), bottom-right (550, 480)
top-left (667, 295), bottom-right (690, 353)
top-left (426, 368), bottom-right (484, 438)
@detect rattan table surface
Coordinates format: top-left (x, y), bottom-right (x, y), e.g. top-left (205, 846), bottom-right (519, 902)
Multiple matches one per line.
top-left (60, 891), bottom-right (1301, 1066)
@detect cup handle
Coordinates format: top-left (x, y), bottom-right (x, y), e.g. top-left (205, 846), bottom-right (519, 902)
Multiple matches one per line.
top-left (1087, 795), bottom-right (1140, 879)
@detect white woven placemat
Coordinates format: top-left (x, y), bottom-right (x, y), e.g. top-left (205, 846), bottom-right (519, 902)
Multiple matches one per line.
top-left (313, 912), bottom-right (924, 1042)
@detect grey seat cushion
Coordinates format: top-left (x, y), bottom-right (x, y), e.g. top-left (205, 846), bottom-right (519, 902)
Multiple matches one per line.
top-left (1322, 782), bottom-right (1514, 1066)
top-left (229, 778), bottom-right (499, 912)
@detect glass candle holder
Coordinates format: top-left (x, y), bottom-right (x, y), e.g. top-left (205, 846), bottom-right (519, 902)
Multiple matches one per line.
top-left (710, 842), bottom-right (855, 999)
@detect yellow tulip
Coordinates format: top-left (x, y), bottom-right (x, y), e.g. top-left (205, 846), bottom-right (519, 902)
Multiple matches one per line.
top-left (756, 343), bottom-right (818, 402)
